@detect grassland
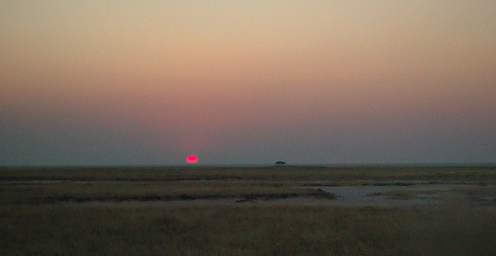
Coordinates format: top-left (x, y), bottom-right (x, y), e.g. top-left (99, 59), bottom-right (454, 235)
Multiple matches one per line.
top-left (2, 165), bottom-right (496, 182)
top-left (1, 166), bottom-right (496, 255)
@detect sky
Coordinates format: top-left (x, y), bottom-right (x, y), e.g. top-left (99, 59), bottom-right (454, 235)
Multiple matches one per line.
top-left (1, 0), bottom-right (495, 165)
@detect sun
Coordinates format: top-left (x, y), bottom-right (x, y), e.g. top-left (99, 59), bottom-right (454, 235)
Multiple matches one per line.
top-left (185, 154), bottom-right (199, 165)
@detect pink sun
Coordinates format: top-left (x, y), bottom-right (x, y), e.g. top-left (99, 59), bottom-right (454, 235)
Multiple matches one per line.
top-left (185, 154), bottom-right (199, 165)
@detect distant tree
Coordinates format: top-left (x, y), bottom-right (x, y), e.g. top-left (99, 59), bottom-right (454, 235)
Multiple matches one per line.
top-left (275, 161), bottom-right (286, 166)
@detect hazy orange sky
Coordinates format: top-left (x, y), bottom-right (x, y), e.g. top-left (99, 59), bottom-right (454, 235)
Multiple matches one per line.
top-left (1, 0), bottom-right (495, 165)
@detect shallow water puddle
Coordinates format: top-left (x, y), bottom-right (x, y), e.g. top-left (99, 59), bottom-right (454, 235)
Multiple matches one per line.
top-left (318, 184), bottom-right (489, 207)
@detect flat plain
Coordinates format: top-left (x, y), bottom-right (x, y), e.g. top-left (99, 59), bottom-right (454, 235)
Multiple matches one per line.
top-left (1, 166), bottom-right (496, 255)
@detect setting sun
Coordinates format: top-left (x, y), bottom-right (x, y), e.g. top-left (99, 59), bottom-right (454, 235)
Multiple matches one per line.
top-left (185, 155), bottom-right (199, 165)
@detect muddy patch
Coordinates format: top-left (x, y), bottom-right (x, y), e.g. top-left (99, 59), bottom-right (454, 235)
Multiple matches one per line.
top-left (39, 189), bottom-right (336, 205)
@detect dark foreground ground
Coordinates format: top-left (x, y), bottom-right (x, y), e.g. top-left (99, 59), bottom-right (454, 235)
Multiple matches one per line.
top-left (1, 166), bottom-right (496, 255)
